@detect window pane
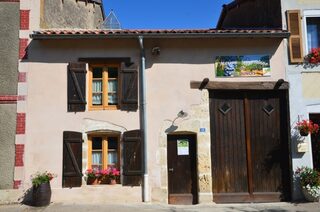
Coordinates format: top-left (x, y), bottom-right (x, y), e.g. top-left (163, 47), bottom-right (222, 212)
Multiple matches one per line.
top-left (93, 68), bottom-right (103, 78)
top-left (92, 94), bottom-right (102, 105)
top-left (92, 151), bottom-right (102, 164)
top-left (108, 137), bottom-right (118, 149)
top-left (108, 94), bottom-right (118, 105)
top-left (93, 80), bottom-right (102, 92)
top-left (108, 151), bottom-right (117, 164)
top-left (108, 67), bottom-right (118, 78)
top-left (92, 137), bottom-right (102, 149)
top-left (307, 17), bottom-right (320, 52)
top-left (108, 80), bottom-right (117, 92)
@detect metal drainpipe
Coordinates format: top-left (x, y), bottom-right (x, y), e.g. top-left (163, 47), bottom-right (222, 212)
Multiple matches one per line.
top-left (138, 36), bottom-right (150, 202)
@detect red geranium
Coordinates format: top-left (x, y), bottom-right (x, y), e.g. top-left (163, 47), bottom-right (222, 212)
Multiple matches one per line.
top-left (296, 119), bottom-right (319, 135)
top-left (306, 48), bottom-right (320, 64)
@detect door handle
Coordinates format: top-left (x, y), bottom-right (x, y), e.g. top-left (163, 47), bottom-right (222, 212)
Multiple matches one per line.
top-left (168, 168), bottom-right (174, 172)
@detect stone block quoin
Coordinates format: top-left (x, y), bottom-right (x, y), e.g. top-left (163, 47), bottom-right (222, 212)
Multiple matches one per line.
top-left (18, 72), bottom-right (26, 82)
top-left (20, 10), bottom-right (30, 30)
top-left (19, 39), bottom-right (28, 59)
top-left (16, 113), bottom-right (25, 134)
top-left (15, 144), bottom-right (24, 167)
top-left (13, 180), bottom-right (21, 189)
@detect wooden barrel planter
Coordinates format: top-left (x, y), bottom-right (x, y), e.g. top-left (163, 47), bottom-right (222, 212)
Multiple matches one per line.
top-left (32, 182), bottom-right (52, 207)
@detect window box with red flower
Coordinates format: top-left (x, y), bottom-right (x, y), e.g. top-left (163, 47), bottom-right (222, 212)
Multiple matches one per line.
top-left (305, 48), bottom-right (320, 65)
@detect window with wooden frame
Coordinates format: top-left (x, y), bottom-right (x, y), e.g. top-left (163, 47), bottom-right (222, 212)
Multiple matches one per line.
top-left (88, 135), bottom-right (120, 170)
top-left (89, 64), bottom-right (120, 110)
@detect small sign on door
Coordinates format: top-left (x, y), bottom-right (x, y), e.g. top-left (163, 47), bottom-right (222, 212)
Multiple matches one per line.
top-left (177, 139), bottom-right (189, 155)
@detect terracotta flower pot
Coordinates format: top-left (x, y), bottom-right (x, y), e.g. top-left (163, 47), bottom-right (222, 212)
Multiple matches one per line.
top-left (110, 179), bottom-right (117, 185)
top-left (86, 177), bottom-right (99, 185)
top-left (32, 182), bottom-right (52, 207)
top-left (100, 177), bottom-right (109, 184)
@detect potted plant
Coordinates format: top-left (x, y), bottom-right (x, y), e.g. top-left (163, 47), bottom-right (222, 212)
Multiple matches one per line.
top-left (85, 169), bottom-right (100, 185)
top-left (107, 167), bottom-right (120, 185)
top-left (305, 48), bottom-right (320, 65)
top-left (31, 171), bottom-right (56, 207)
top-left (99, 169), bottom-right (109, 184)
top-left (296, 119), bottom-right (319, 136)
top-left (295, 166), bottom-right (320, 202)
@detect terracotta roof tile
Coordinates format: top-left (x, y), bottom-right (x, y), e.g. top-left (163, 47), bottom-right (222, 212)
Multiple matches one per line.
top-left (31, 29), bottom-right (289, 39)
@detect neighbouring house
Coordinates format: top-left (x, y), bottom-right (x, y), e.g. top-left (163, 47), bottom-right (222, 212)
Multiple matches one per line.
top-left (0, 0), bottom-right (20, 190)
top-left (2, 0), bottom-right (294, 205)
top-left (217, 0), bottom-right (320, 201)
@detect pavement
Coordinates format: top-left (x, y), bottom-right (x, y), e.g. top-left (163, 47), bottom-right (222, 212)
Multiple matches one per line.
top-left (0, 202), bottom-right (319, 212)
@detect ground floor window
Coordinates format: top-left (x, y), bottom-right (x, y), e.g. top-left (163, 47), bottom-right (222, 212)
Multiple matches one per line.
top-left (88, 135), bottom-right (120, 170)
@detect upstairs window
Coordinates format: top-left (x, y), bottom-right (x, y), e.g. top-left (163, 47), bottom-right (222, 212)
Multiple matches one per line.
top-left (67, 61), bottom-right (138, 112)
top-left (89, 64), bottom-right (119, 110)
top-left (306, 17), bottom-right (320, 52)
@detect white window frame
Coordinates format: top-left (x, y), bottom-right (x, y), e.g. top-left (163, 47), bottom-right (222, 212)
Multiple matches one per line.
top-left (303, 10), bottom-right (320, 54)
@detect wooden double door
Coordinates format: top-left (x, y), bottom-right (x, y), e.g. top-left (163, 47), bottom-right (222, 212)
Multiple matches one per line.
top-left (210, 90), bottom-right (290, 203)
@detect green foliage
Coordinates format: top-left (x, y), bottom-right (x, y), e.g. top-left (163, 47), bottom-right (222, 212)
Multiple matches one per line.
top-left (296, 167), bottom-right (320, 187)
top-left (31, 171), bottom-right (55, 187)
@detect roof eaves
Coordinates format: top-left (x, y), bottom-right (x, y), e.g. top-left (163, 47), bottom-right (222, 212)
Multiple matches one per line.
top-left (30, 31), bottom-right (290, 40)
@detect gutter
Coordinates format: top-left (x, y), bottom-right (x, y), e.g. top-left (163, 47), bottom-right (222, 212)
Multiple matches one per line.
top-left (138, 36), bottom-right (150, 202)
top-left (30, 32), bottom-right (290, 40)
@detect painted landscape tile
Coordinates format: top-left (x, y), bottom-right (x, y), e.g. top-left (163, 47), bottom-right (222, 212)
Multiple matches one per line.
top-left (215, 55), bottom-right (271, 77)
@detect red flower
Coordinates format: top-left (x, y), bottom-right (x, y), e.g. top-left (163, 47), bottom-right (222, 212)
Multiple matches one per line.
top-left (297, 119), bottom-right (319, 134)
top-left (306, 48), bottom-right (320, 64)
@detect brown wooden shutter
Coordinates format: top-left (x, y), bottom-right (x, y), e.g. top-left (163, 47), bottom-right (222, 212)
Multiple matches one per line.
top-left (63, 131), bottom-right (83, 188)
top-left (119, 63), bottom-right (138, 111)
top-left (287, 10), bottom-right (304, 63)
top-left (122, 130), bottom-right (142, 186)
top-left (67, 62), bottom-right (87, 112)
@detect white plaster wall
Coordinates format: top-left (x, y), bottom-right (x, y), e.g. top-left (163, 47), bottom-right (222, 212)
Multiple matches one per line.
top-left (281, 0), bottom-right (320, 200)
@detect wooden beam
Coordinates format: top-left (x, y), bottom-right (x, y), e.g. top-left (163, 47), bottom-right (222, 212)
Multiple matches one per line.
top-left (190, 79), bottom-right (289, 90)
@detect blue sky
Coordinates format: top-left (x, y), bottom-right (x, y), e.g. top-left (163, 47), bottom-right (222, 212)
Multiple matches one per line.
top-left (102, 0), bottom-right (232, 29)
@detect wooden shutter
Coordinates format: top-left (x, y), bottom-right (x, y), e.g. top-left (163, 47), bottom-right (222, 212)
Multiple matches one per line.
top-left (119, 63), bottom-right (138, 111)
top-left (67, 62), bottom-right (87, 112)
top-left (63, 131), bottom-right (83, 188)
top-left (287, 10), bottom-right (304, 63)
top-left (122, 130), bottom-right (142, 186)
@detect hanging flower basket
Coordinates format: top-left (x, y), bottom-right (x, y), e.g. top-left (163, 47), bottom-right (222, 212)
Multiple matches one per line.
top-left (296, 119), bottom-right (319, 136)
top-left (299, 129), bottom-right (309, 136)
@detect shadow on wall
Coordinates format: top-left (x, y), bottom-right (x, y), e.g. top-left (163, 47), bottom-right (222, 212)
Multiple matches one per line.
top-left (291, 128), bottom-right (306, 160)
top-left (23, 38), bottom-right (281, 69)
